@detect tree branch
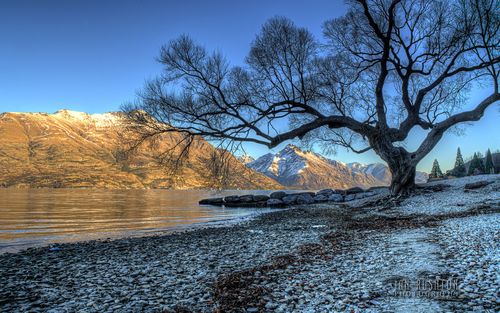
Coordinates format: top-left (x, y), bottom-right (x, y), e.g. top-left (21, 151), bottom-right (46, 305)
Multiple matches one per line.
top-left (414, 92), bottom-right (500, 161)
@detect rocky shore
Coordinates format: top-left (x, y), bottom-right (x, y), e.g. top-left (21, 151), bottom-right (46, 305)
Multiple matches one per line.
top-left (199, 187), bottom-right (384, 208)
top-left (0, 175), bottom-right (498, 312)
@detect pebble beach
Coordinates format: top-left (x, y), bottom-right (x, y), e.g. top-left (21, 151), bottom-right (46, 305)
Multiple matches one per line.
top-left (1, 175), bottom-right (499, 312)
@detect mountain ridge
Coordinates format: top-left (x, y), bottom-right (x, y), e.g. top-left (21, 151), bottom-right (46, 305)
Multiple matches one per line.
top-left (0, 110), bottom-right (429, 190)
top-left (246, 145), bottom-right (383, 189)
top-left (246, 144), bottom-right (428, 189)
top-left (0, 110), bottom-right (281, 190)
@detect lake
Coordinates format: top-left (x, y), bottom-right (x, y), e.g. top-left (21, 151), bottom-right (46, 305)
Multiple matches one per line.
top-left (0, 189), bottom-right (274, 253)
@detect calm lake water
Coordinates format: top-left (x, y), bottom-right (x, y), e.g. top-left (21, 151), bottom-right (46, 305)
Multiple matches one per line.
top-left (0, 189), bottom-right (274, 253)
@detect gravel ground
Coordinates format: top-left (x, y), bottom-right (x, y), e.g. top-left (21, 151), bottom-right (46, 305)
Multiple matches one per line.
top-left (437, 214), bottom-right (500, 312)
top-left (397, 174), bottom-right (499, 215)
top-left (0, 174), bottom-right (499, 313)
top-left (0, 209), bottom-right (337, 312)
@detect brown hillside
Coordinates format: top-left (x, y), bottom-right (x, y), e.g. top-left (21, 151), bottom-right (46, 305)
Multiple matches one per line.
top-left (0, 110), bottom-right (281, 189)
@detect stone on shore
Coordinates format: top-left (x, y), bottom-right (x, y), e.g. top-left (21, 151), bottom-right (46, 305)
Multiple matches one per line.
top-left (252, 195), bottom-right (270, 202)
top-left (267, 198), bottom-right (285, 207)
top-left (270, 191), bottom-right (288, 200)
top-left (313, 194), bottom-right (329, 203)
top-left (223, 194), bottom-right (269, 207)
top-left (280, 192), bottom-right (317, 205)
top-left (282, 195), bottom-right (298, 205)
top-left (224, 195), bottom-right (240, 203)
top-left (464, 180), bottom-right (493, 190)
top-left (224, 201), bottom-right (267, 208)
top-left (199, 198), bottom-right (224, 205)
top-left (199, 187), bottom-right (381, 208)
top-left (355, 191), bottom-right (376, 200)
top-left (344, 187), bottom-right (365, 194)
top-left (344, 194), bottom-right (356, 201)
top-left (296, 192), bottom-right (316, 197)
top-left (238, 195), bottom-right (254, 203)
top-left (296, 193), bottom-right (315, 204)
top-left (328, 194), bottom-right (344, 202)
top-left (316, 188), bottom-right (335, 196)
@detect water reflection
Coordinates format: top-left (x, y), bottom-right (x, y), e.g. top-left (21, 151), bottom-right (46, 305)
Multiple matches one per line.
top-left (0, 189), bottom-right (272, 253)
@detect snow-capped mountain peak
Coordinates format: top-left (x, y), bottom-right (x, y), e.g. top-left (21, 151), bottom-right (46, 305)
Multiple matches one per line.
top-left (247, 145), bottom-right (308, 179)
top-left (237, 154), bottom-right (255, 165)
top-left (347, 162), bottom-right (428, 185)
top-left (247, 145), bottom-right (382, 189)
top-left (247, 145), bottom-right (428, 189)
top-left (54, 109), bottom-right (120, 127)
top-left (347, 162), bottom-right (391, 184)
top-left (346, 162), bottom-right (365, 171)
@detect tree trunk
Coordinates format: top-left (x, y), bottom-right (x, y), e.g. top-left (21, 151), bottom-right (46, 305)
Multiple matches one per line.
top-left (370, 136), bottom-right (417, 196)
top-left (388, 160), bottom-right (416, 196)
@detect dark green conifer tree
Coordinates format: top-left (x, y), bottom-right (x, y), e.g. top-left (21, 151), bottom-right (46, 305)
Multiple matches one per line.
top-left (453, 147), bottom-right (466, 177)
top-left (468, 153), bottom-right (485, 175)
top-left (485, 149), bottom-right (494, 174)
top-left (430, 159), bottom-right (444, 179)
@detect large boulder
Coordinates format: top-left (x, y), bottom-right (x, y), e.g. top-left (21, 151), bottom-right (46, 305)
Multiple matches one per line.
top-left (313, 194), bottom-right (329, 203)
top-left (296, 193), bottom-right (315, 204)
top-left (282, 195), bottom-right (298, 205)
top-left (316, 188), bottom-right (335, 196)
top-left (223, 194), bottom-right (268, 207)
top-left (224, 195), bottom-right (241, 203)
top-left (464, 180), bottom-right (493, 190)
top-left (252, 195), bottom-right (270, 202)
top-left (223, 194), bottom-right (255, 204)
top-left (344, 187), bottom-right (365, 194)
top-left (344, 194), bottom-right (356, 201)
top-left (282, 192), bottom-right (316, 205)
top-left (238, 195), bottom-right (254, 203)
top-left (355, 191), bottom-right (376, 200)
top-left (295, 192), bottom-right (316, 197)
top-left (225, 201), bottom-right (267, 208)
top-left (269, 191), bottom-right (288, 200)
top-left (328, 194), bottom-right (344, 202)
top-left (267, 198), bottom-right (285, 207)
top-left (199, 197), bottom-right (224, 205)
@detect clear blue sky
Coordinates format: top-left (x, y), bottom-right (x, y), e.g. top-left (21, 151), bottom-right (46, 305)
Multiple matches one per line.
top-left (1, 0), bottom-right (498, 172)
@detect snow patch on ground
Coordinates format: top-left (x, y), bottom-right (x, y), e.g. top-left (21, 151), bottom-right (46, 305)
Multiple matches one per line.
top-left (398, 174), bottom-right (500, 216)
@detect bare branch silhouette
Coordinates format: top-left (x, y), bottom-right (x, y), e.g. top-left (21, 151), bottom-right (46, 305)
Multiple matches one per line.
top-left (123, 0), bottom-right (499, 195)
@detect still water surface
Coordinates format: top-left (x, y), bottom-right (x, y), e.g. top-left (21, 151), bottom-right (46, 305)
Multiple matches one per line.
top-left (0, 189), bottom-right (273, 253)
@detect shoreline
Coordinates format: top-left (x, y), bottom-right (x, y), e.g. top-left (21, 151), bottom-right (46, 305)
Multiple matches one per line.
top-left (1, 204), bottom-right (346, 313)
top-left (0, 207), bottom-right (282, 255)
top-left (0, 175), bottom-right (498, 312)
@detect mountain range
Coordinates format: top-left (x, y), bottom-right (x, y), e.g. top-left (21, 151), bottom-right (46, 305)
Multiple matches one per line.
top-left (245, 145), bottom-right (428, 189)
top-left (0, 110), bottom-right (280, 189)
top-left (0, 110), bottom-right (428, 190)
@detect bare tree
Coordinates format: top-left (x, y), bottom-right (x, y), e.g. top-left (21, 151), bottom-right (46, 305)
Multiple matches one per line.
top-left (199, 148), bottom-right (236, 190)
top-left (124, 0), bottom-right (499, 195)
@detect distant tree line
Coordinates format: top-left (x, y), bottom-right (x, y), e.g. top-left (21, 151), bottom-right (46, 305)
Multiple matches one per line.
top-left (430, 147), bottom-right (498, 179)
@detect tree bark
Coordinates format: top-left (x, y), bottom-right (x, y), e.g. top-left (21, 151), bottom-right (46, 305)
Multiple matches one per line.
top-left (370, 135), bottom-right (417, 196)
top-left (388, 159), bottom-right (416, 196)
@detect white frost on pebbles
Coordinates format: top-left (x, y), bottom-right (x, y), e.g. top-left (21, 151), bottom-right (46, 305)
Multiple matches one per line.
top-left (436, 214), bottom-right (500, 311)
top-left (0, 209), bottom-right (332, 313)
top-left (1, 175), bottom-right (498, 312)
top-left (399, 174), bottom-right (499, 216)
